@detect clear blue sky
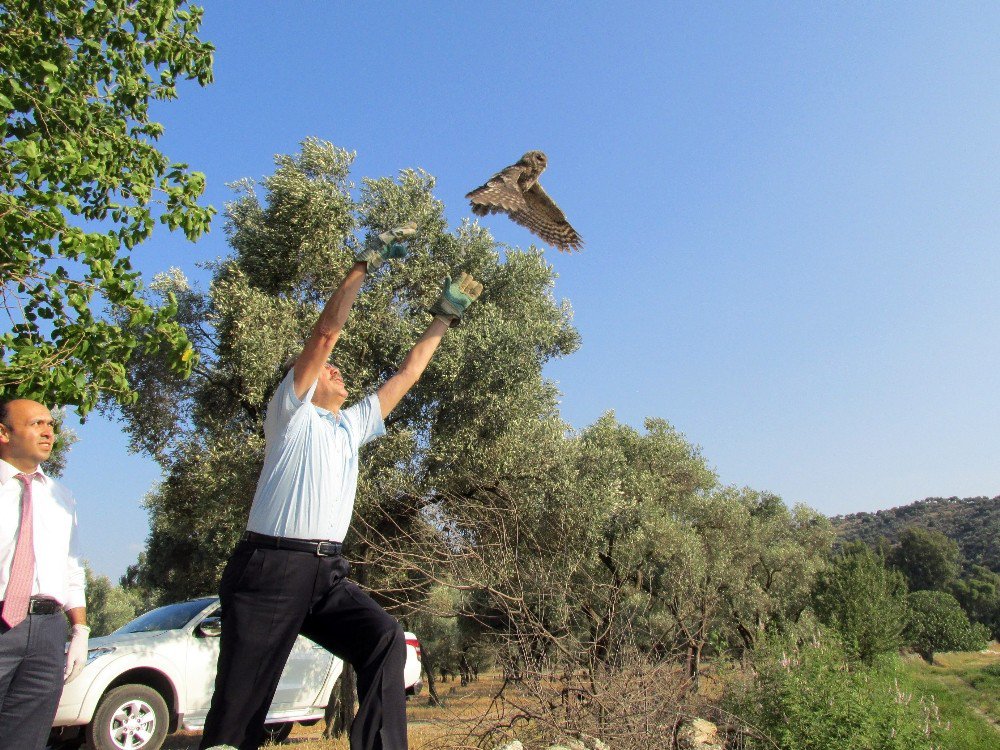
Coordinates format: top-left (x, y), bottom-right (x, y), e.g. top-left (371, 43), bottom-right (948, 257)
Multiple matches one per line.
top-left (56, 2), bottom-right (1000, 580)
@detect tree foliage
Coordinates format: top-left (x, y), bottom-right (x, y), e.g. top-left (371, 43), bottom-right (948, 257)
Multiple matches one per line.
top-left (40, 405), bottom-right (78, 476)
top-left (84, 564), bottom-right (145, 636)
top-left (109, 135), bottom-right (838, 681)
top-left (889, 526), bottom-right (961, 593)
top-left (950, 565), bottom-right (1000, 640)
top-left (811, 543), bottom-right (908, 664)
top-left (905, 590), bottom-right (989, 664)
top-left (429, 410), bottom-right (831, 712)
top-left (726, 618), bottom-right (950, 750)
top-left (833, 495), bottom-right (1000, 574)
top-left (108, 139), bottom-right (843, 746)
top-left (0, 0), bottom-right (215, 413)
top-left (836, 501), bottom-right (1000, 634)
top-left (111, 137), bottom-right (579, 602)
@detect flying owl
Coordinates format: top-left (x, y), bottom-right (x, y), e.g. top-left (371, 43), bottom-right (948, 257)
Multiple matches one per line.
top-left (466, 150), bottom-right (583, 252)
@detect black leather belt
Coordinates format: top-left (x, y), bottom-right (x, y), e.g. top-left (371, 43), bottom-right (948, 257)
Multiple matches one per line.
top-left (243, 531), bottom-right (343, 557)
top-left (0, 598), bottom-right (61, 615)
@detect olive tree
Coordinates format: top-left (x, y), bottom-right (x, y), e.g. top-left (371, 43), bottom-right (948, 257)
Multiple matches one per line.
top-left (890, 526), bottom-right (961, 593)
top-left (905, 590), bottom-right (989, 663)
top-left (110, 137), bottom-right (579, 603)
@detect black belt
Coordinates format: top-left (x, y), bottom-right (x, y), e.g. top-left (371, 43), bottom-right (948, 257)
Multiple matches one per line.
top-left (0, 598), bottom-right (62, 615)
top-left (243, 531), bottom-right (343, 557)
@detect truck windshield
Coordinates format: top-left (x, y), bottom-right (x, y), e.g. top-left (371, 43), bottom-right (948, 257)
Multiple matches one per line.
top-left (115, 598), bottom-right (218, 634)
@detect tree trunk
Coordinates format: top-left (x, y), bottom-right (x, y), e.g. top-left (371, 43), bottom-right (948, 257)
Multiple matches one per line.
top-left (460, 653), bottom-right (471, 686)
top-left (686, 643), bottom-right (702, 693)
top-left (322, 673), bottom-right (340, 739)
top-left (420, 641), bottom-right (443, 706)
top-left (337, 662), bottom-right (356, 734)
top-left (323, 663), bottom-right (356, 738)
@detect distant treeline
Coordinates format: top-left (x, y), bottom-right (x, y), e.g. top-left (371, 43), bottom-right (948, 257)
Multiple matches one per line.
top-left (832, 495), bottom-right (1000, 574)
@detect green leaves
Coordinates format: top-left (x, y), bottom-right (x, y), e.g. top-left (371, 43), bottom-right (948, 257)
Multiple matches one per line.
top-left (730, 619), bottom-right (950, 750)
top-left (812, 545), bottom-right (909, 664)
top-left (890, 526), bottom-right (962, 593)
top-left (0, 0), bottom-right (215, 414)
top-left (107, 138), bottom-right (586, 602)
top-left (905, 590), bottom-right (990, 663)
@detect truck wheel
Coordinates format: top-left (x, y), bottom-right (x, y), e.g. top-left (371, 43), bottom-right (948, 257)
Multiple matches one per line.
top-left (261, 721), bottom-right (294, 743)
top-left (86, 684), bottom-right (169, 750)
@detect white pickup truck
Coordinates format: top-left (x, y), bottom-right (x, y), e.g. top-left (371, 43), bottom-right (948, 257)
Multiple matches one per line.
top-left (48, 596), bottom-right (422, 750)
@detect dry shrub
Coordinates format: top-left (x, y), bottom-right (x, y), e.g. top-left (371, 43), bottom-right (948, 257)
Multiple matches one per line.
top-left (349, 490), bottom-right (738, 749)
top-left (464, 645), bottom-right (712, 750)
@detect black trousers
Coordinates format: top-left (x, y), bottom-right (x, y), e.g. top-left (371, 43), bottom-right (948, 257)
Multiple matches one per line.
top-left (0, 611), bottom-right (65, 750)
top-left (199, 541), bottom-right (408, 750)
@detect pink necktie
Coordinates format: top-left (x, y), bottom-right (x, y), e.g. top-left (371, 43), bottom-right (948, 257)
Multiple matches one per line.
top-left (3, 472), bottom-right (38, 628)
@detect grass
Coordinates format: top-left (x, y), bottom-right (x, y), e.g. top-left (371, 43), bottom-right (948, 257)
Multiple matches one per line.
top-left (899, 643), bottom-right (1000, 750)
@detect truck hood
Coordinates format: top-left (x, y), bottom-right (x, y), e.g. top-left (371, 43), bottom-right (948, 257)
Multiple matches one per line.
top-left (88, 630), bottom-right (176, 650)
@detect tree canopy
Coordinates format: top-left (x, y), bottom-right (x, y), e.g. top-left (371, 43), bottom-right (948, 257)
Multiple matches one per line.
top-left (1, 0), bottom-right (214, 413)
top-left (889, 526), bottom-right (962, 593)
top-left (811, 543), bottom-right (908, 664)
top-left (105, 138), bottom-right (848, 747)
top-left (949, 565), bottom-right (1000, 640)
top-left (905, 589), bottom-right (989, 663)
top-left (113, 138), bottom-right (579, 601)
top-left (833, 495), bottom-right (1000, 574)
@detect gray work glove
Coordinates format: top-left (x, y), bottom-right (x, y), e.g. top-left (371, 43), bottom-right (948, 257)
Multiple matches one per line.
top-left (429, 272), bottom-right (484, 327)
top-left (355, 220), bottom-right (418, 271)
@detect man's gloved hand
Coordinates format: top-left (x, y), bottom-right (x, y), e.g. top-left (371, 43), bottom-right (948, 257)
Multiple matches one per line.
top-left (377, 220), bottom-right (418, 247)
top-left (65, 623), bottom-right (90, 683)
top-left (429, 272), bottom-right (484, 327)
top-left (355, 220), bottom-right (418, 271)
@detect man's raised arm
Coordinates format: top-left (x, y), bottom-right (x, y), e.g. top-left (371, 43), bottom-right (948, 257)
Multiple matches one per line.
top-left (378, 272), bottom-right (483, 418)
top-left (292, 223), bottom-right (415, 399)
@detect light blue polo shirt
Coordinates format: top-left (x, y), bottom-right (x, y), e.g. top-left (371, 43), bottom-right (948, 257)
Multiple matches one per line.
top-left (245, 370), bottom-right (385, 542)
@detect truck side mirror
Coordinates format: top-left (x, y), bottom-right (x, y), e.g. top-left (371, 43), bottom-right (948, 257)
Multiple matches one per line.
top-left (198, 616), bottom-right (222, 638)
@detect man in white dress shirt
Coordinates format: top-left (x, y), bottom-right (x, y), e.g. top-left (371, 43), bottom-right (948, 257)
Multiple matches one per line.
top-left (0, 398), bottom-right (89, 750)
top-left (200, 226), bottom-right (483, 750)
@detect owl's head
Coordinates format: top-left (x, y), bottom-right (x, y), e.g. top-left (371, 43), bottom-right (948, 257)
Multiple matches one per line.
top-left (519, 150), bottom-right (547, 168)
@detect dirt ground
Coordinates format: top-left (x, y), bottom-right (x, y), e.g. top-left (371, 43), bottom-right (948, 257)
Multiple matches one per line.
top-left (160, 674), bottom-right (509, 750)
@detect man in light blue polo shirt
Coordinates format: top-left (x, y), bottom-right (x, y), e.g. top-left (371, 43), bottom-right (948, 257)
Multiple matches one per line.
top-left (200, 223), bottom-right (483, 750)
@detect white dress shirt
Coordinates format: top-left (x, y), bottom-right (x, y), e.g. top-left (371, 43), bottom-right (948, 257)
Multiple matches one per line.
top-left (245, 370), bottom-right (385, 542)
top-left (0, 459), bottom-right (86, 611)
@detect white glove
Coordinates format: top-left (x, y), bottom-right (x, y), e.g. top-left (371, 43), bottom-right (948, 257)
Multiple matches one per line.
top-left (65, 624), bottom-right (90, 683)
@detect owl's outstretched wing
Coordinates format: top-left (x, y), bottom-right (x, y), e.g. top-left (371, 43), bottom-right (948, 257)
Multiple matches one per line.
top-left (466, 165), bottom-right (528, 217)
top-left (514, 182), bottom-right (583, 253)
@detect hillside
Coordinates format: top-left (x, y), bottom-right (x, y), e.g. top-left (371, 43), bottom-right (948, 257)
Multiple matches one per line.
top-left (831, 495), bottom-right (1000, 574)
